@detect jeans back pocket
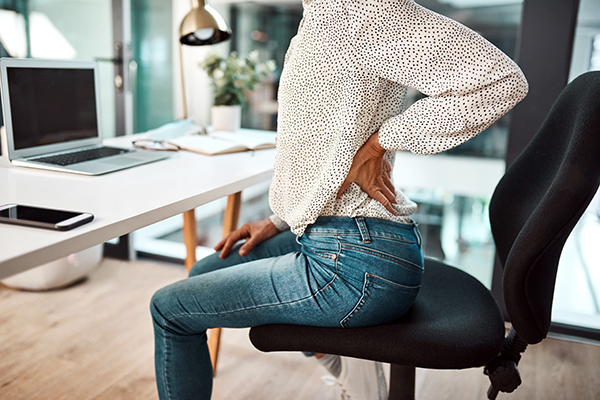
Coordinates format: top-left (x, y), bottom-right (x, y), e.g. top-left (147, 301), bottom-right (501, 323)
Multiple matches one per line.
top-left (340, 273), bottom-right (420, 328)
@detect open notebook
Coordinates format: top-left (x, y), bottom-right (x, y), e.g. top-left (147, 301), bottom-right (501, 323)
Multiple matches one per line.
top-left (167, 130), bottom-right (276, 156)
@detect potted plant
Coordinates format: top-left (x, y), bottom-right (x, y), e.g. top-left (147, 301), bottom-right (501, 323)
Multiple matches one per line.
top-left (200, 50), bottom-right (276, 131)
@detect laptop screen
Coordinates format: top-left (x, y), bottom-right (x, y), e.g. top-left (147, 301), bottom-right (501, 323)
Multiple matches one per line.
top-left (7, 67), bottom-right (98, 150)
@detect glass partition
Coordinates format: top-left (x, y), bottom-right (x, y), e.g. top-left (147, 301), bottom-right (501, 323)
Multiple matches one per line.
top-left (131, 0), bottom-right (174, 133)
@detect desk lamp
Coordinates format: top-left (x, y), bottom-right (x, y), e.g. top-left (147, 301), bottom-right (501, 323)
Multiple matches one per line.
top-left (178, 0), bottom-right (231, 119)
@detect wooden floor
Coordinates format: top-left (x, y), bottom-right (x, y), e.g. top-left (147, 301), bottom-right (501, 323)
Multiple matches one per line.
top-left (0, 258), bottom-right (599, 400)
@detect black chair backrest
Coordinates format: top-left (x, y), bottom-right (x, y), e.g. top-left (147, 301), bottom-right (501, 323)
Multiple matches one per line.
top-left (489, 71), bottom-right (600, 344)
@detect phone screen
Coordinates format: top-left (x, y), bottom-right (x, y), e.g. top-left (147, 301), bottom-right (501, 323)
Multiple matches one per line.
top-left (0, 205), bottom-right (81, 224)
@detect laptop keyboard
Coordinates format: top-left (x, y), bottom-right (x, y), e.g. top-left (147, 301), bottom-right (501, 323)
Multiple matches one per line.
top-left (29, 147), bottom-right (132, 166)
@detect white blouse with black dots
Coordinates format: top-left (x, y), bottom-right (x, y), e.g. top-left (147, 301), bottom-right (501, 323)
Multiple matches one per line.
top-left (268, 0), bottom-right (529, 236)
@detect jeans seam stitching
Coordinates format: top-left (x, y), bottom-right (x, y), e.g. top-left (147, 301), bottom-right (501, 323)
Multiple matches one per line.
top-left (163, 332), bottom-right (171, 399)
top-left (369, 234), bottom-right (417, 244)
top-left (340, 273), bottom-right (374, 327)
top-left (166, 282), bottom-right (334, 321)
top-left (304, 248), bottom-right (336, 259)
top-left (341, 244), bottom-right (422, 272)
top-left (369, 273), bottom-right (422, 290)
top-left (306, 233), bottom-right (361, 239)
top-left (305, 231), bottom-right (360, 235)
top-left (319, 235), bottom-right (341, 292)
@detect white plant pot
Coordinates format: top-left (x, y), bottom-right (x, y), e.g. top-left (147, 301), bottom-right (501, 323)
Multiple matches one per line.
top-left (211, 105), bottom-right (241, 132)
top-left (1, 245), bottom-right (103, 291)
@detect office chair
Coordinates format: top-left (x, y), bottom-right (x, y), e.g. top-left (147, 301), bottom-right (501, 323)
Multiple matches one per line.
top-left (249, 70), bottom-right (600, 399)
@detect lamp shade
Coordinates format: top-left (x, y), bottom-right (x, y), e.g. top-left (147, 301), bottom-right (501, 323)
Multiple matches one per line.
top-left (179, 0), bottom-right (231, 46)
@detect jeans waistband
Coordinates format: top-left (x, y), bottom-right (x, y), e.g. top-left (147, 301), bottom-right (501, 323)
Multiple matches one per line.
top-left (303, 216), bottom-right (421, 245)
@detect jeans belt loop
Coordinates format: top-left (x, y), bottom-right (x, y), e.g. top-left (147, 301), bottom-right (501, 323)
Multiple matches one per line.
top-left (413, 223), bottom-right (422, 247)
top-left (355, 217), bottom-right (372, 243)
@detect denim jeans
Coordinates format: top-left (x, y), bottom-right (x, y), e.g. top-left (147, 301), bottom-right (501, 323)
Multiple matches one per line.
top-left (151, 216), bottom-right (423, 400)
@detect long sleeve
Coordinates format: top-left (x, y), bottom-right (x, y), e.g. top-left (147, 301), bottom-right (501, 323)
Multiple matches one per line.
top-left (348, 0), bottom-right (528, 155)
top-left (269, 214), bottom-right (290, 232)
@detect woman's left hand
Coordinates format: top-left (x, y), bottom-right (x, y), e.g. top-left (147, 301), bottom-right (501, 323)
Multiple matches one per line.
top-left (337, 132), bottom-right (398, 215)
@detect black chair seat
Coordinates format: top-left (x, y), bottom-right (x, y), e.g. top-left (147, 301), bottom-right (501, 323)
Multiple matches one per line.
top-left (250, 257), bottom-right (505, 370)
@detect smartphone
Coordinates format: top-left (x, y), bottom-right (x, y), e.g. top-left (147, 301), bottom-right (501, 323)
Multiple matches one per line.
top-left (0, 204), bottom-right (94, 231)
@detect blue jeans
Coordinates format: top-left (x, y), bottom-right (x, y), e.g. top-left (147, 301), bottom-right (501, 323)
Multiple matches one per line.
top-left (151, 216), bottom-right (423, 400)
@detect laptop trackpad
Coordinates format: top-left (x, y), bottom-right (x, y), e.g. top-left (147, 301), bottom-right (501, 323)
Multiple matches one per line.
top-left (102, 157), bottom-right (141, 166)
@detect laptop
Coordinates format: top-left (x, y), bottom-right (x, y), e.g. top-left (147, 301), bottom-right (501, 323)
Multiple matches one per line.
top-left (0, 58), bottom-right (169, 175)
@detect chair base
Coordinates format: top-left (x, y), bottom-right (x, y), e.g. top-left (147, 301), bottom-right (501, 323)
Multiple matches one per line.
top-left (389, 364), bottom-right (416, 400)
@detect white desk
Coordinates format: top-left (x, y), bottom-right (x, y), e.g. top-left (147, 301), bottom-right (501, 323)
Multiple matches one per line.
top-left (0, 134), bottom-right (275, 280)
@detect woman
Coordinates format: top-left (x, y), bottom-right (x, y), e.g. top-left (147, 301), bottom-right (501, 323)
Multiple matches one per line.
top-left (151, 0), bottom-right (528, 399)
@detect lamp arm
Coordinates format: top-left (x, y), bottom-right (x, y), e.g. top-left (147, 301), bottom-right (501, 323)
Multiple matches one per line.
top-left (179, 42), bottom-right (187, 120)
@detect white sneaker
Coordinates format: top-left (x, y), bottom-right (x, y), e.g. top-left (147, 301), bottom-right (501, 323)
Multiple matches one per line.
top-left (322, 375), bottom-right (351, 400)
top-left (334, 357), bottom-right (388, 400)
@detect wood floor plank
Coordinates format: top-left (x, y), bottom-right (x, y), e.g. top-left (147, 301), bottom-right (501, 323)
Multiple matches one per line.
top-left (1, 258), bottom-right (599, 399)
top-left (416, 337), bottom-right (600, 400)
top-left (0, 259), bottom-right (185, 400)
top-left (416, 367), bottom-right (487, 400)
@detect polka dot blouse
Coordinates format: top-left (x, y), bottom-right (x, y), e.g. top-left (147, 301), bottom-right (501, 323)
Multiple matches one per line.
top-left (268, 0), bottom-right (529, 236)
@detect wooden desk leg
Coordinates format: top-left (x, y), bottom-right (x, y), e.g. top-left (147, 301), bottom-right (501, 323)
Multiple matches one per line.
top-left (208, 191), bottom-right (242, 376)
top-left (183, 209), bottom-right (198, 273)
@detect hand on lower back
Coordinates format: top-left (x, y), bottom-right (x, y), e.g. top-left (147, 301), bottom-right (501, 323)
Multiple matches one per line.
top-left (337, 132), bottom-right (398, 215)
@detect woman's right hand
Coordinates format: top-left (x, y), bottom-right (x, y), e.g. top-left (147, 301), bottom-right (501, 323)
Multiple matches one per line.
top-left (214, 218), bottom-right (281, 259)
top-left (337, 132), bottom-right (398, 215)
